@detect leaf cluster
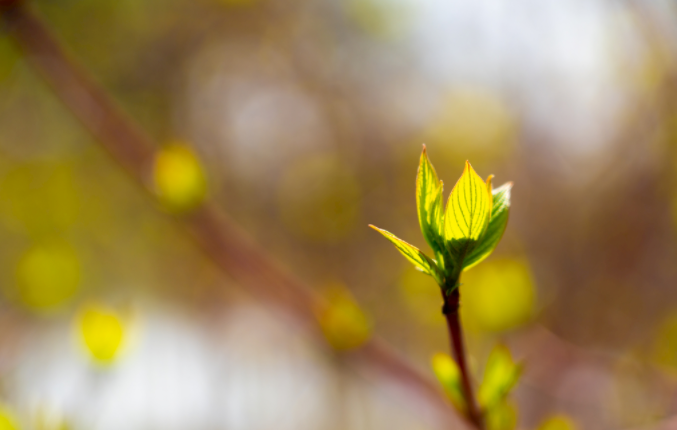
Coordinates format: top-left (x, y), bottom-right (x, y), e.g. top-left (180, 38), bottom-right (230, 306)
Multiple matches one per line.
top-left (370, 146), bottom-right (512, 293)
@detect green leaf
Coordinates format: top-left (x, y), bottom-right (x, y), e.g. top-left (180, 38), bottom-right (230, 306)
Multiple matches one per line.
top-left (416, 146), bottom-right (445, 254)
top-left (478, 345), bottom-right (522, 411)
top-left (444, 161), bottom-right (492, 262)
top-left (369, 225), bottom-right (441, 282)
top-left (463, 182), bottom-right (512, 270)
top-left (431, 353), bottom-right (467, 414)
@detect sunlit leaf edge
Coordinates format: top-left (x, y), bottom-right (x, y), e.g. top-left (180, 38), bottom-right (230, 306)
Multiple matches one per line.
top-left (369, 225), bottom-right (441, 283)
top-left (463, 182), bottom-right (512, 271)
top-left (443, 161), bottom-right (492, 263)
top-left (416, 146), bottom-right (446, 255)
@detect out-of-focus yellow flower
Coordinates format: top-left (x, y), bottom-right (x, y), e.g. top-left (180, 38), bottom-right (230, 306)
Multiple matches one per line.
top-left (0, 406), bottom-right (18, 430)
top-left (153, 143), bottom-right (207, 212)
top-left (77, 303), bottom-right (125, 364)
top-left (461, 259), bottom-right (535, 333)
top-left (537, 415), bottom-right (577, 430)
top-left (15, 243), bottom-right (80, 311)
top-left (278, 154), bottom-right (361, 243)
top-left (316, 284), bottom-right (372, 351)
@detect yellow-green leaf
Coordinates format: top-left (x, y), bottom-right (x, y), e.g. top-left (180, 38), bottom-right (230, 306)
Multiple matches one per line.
top-left (369, 225), bottom-right (440, 282)
top-left (431, 353), bottom-right (467, 414)
top-left (478, 345), bottom-right (521, 410)
top-left (463, 182), bottom-right (512, 270)
top-left (444, 161), bottom-right (492, 261)
top-left (416, 146), bottom-right (445, 253)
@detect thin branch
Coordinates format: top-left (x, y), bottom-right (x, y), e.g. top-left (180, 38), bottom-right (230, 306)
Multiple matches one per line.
top-left (443, 289), bottom-right (483, 429)
top-left (0, 1), bottom-right (471, 428)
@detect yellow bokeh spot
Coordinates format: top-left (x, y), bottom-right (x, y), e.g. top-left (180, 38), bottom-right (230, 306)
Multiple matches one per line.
top-left (461, 259), bottom-right (535, 333)
top-left (15, 243), bottom-right (80, 311)
top-left (278, 154), bottom-right (361, 243)
top-left (431, 353), bottom-right (460, 384)
top-left (0, 406), bottom-right (18, 430)
top-left (153, 143), bottom-right (207, 212)
top-left (537, 415), bottom-right (577, 430)
top-left (317, 284), bottom-right (372, 351)
top-left (78, 304), bottom-right (125, 364)
top-left (422, 88), bottom-right (515, 161)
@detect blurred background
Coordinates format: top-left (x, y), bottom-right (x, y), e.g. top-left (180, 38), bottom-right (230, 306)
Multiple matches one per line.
top-left (1, 0), bottom-right (677, 429)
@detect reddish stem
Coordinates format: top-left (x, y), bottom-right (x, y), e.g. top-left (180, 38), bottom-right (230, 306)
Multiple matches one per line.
top-left (443, 289), bottom-right (483, 429)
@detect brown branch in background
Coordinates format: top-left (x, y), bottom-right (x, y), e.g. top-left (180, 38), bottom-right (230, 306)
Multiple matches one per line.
top-left (0, 1), bottom-right (471, 428)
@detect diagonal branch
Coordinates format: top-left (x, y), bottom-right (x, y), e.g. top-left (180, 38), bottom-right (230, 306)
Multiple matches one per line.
top-left (0, 1), bottom-right (473, 428)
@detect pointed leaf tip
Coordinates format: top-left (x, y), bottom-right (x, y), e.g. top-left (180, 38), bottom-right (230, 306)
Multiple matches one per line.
top-left (444, 160), bottom-right (492, 251)
top-left (370, 225), bottom-right (440, 282)
top-left (486, 174), bottom-right (494, 197)
top-left (416, 147), bottom-right (445, 254)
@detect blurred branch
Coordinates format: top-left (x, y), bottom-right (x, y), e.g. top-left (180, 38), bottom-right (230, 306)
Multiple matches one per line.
top-left (0, 1), bottom-right (469, 428)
